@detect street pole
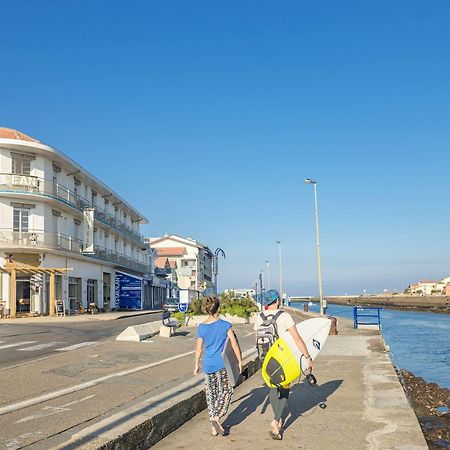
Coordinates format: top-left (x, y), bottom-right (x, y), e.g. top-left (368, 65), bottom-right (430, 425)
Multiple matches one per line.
top-left (305, 179), bottom-right (324, 316)
top-left (276, 240), bottom-right (283, 299)
top-left (265, 260), bottom-right (270, 290)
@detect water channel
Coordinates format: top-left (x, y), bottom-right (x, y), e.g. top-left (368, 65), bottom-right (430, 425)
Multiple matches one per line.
top-left (292, 302), bottom-right (450, 389)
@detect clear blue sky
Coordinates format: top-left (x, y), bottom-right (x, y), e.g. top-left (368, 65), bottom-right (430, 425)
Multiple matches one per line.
top-left (1, 1), bottom-right (449, 295)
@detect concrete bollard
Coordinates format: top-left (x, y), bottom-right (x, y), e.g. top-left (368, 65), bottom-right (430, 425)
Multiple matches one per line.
top-left (328, 316), bottom-right (338, 335)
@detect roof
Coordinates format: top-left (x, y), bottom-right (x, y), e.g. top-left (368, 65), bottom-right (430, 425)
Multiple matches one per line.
top-left (0, 127), bottom-right (40, 143)
top-left (155, 257), bottom-right (169, 268)
top-left (419, 280), bottom-right (437, 284)
top-left (155, 247), bottom-right (186, 256)
top-left (149, 234), bottom-right (211, 252)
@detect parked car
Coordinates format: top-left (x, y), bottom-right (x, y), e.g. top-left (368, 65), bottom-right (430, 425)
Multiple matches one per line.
top-left (162, 297), bottom-right (179, 312)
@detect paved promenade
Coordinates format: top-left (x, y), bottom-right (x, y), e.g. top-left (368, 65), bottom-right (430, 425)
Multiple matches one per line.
top-left (155, 316), bottom-right (427, 450)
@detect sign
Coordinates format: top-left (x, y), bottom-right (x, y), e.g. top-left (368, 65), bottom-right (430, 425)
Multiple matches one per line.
top-left (0, 174), bottom-right (39, 189)
top-left (179, 289), bottom-right (189, 304)
top-left (178, 303), bottom-right (188, 313)
top-left (83, 208), bottom-right (95, 254)
top-left (115, 271), bottom-right (142, 310)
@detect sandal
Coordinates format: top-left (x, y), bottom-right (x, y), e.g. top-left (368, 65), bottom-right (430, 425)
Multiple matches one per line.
top-left (210, 419), bottom-right (225, 436)
top-left (269, 430), bottom-right (283, 440)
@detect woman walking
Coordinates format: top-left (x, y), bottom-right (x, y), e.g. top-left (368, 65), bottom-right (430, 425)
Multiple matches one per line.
top-left (194, 296), bottom-right (242, 436)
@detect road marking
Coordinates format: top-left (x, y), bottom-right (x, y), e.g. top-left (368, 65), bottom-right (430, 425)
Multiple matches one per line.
top-left (55, 342), bottom-right (97, 352)
top-left (244, 332), bottom-right (254, 337)
top-left (18, 342), bottom-right (62, 351)
top-left (15, 395), bottom-right (95, 424)
top-left (0, 341), bottom-right (37, 350)
top-left (0, 350), bottom-right (195, 416)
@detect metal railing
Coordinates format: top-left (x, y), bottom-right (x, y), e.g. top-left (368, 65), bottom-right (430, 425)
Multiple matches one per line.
top-left (0, 173), bottom-right (146, 245)
top-left (0, 229), bottom-right (150, 274)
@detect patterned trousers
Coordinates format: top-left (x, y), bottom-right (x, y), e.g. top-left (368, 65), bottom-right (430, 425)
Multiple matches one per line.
top-left (204, 368), bottom-right (233, 420)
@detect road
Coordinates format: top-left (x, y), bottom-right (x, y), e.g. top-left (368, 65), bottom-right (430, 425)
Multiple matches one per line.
top-left (0, 314), bottom-right (161, 369)
top-left (0, 318), bottom-right (258, 450)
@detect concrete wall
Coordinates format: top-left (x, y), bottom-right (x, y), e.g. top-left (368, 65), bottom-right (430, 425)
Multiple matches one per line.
top-left (325, 295), bottom-right (450, 309)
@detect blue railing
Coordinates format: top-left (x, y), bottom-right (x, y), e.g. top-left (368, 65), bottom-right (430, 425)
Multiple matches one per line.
top-left (353, 306), bottom-right (382, 330)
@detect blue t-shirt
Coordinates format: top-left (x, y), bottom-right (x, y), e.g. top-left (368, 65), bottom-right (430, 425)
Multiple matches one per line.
top-left (197, 319), bottom-right (232, 374)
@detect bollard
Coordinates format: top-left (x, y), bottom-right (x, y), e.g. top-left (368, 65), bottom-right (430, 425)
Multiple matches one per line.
top-left (329, 316), bottom-right (338, 335)
top-left (304, 303), bottom-right (309, 312)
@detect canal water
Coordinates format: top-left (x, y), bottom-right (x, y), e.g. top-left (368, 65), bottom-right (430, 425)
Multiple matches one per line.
top-left (292, 302), bottom-right (450, 390)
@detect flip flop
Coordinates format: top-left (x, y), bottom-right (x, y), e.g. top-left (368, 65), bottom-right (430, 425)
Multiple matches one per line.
top-left (269, 430), bottom-right (282, 440)
top-left (210, 419), bottom-right (225, 436)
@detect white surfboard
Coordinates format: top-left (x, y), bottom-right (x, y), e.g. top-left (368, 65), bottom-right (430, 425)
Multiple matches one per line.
top-left (262, 317), bottom-right (332, 388)
top-left (221, 336), bottom-right (241, 387)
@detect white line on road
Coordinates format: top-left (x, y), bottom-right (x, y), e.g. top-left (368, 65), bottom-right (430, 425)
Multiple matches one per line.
top-left (244, 332), bottom-right (254, 337)
top-left (15, 395), bottom-right (95, 424)
top-left (0, 350), bottom-right (195, 416)
top-left (55, 342), bottom-right (97, 352)
top-left (18, 342), bottom-right (62, 352)
top-left (0, 341), bottom-right (37, 350)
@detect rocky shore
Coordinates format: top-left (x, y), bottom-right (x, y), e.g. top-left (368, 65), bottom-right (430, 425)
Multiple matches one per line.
top-left (398, 369), bottom-right (450, 449)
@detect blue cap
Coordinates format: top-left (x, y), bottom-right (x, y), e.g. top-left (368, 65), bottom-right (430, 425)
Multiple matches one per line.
top-left (262, 289), bottom-right (280, 306)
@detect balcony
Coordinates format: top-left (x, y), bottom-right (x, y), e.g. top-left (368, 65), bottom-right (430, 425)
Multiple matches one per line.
top-left (0, 173), bottom-right (147, 246)
top-left (0, 229), bottom-right (151, 274)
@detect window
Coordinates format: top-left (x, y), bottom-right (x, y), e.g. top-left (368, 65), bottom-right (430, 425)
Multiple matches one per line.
top-left (11, 154), bottom-right (32, 175)
top-left (91, 190), bottom-right (97, 206)
top-left (13, 208), bottom-right (29, 232)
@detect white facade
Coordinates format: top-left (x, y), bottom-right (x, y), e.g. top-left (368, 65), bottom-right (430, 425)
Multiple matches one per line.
top-left (0, 128), bottom-right (160, 316)
top-left (148, 234), bottom-right (214, 294)
top-left (224, 289), bottom-right (255, 299)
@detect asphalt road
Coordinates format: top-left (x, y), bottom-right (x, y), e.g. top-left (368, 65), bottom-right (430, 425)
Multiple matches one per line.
top-left (0, 322), bottom-right (258, 450)
top-left (0, 314), bottom-right (161, 369)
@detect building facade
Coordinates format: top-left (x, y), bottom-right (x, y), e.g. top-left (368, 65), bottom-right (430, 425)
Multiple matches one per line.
top-left (0, 128), bottom-right (165, 317)
top-left (148, 234), bottom-right (214, 297)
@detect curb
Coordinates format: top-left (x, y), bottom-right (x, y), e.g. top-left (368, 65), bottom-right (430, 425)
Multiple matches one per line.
top-left (56, 349), bottom-right (260, 450)
top-left (115, 310), bottom-right (163, 320)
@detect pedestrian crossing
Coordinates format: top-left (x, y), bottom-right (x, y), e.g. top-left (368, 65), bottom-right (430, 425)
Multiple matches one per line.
top-left (0, 340), bottom-right (97, 353)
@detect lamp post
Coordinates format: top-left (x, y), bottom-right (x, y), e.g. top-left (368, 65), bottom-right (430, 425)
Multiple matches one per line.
top-left (275, 240), bottom-right (283, 299)
top-left (265, 260), bottom-right (270, 290)
top-left (304, 178), bottom-right (325, 316)
top-left (212, 248), bottom-right (226, 294)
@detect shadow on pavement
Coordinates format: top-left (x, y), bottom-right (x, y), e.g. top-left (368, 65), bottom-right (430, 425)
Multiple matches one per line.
top-left (283, 379), bottom-right (343, 430)
top-left (222, 379), bottom-right (343, 432)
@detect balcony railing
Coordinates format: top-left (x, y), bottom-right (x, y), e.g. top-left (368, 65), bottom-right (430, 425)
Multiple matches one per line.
top-left (0, 229), bottom-right (151, 274)
top-left (0, 173), bottom-right (146, 246)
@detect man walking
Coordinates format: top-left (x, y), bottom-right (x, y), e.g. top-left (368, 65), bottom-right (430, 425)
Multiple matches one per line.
top-left (254, 289), bottom-right (313, 440)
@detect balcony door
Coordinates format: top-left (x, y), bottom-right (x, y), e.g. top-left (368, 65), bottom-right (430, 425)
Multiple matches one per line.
top-left (13, 208), bottom-right (29, 244)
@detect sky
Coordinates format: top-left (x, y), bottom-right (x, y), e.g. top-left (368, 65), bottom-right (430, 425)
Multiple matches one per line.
top-left (1, 1), bottom-right (449, 295)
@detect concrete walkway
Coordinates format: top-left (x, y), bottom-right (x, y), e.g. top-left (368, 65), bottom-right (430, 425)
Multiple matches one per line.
top-left (0, 310), bottom-right (162, 324)
top-left (155, 318), bottom-right (427, 450)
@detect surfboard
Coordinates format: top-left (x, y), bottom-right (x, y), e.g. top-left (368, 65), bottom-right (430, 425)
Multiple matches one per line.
top-left (221, 333), bottom-right (241, 387)
top-left (262, 317), bottom-right (332, 389)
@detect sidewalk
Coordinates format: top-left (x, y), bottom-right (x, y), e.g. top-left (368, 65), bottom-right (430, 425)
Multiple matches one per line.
top-left (154, 318), bottom-right (428, 450)
top-left (0, 309), bottom-right (162, 324)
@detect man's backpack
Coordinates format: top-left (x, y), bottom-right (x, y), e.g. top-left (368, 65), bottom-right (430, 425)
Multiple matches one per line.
top-left (256, 310), bottom-right (284, 361)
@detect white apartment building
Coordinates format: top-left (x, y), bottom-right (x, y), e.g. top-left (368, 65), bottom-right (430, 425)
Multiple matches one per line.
top-left (0, 128), bottom-right (165, 318)
top-left (148, 234), bottom-right (214, 296)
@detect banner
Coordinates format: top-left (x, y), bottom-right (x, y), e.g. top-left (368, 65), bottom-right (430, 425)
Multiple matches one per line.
top-left (83, 208), bottom-right (95, 254)
top-left (115, 271), bottom-right (142, 310)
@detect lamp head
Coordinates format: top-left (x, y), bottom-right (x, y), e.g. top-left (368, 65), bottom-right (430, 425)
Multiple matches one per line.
top-left (304, 178), bottom-right (317, 184)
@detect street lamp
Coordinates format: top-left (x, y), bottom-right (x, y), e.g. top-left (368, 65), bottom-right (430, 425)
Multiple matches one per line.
top-left (304, 178), bottom-right (325, 316)
top-left (212, 248), bottom-right (226, 294)
top-left (265, 260), bottom-right (270, 290)
top-left (275, 240), bottom-right (283, 300)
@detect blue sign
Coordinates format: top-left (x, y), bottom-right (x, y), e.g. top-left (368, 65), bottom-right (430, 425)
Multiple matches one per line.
top-left (178, 303), bottom-right (188, 313)
top-left (115, 271), bottom-right (142, 310)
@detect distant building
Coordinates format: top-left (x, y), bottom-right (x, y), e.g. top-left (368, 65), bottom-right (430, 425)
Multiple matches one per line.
top-left (147, 234), bottom-right (214, 297)
top-left (407, 280), bottom-right (440, 296)
top-left (224, 289), bottom-right (255, 299)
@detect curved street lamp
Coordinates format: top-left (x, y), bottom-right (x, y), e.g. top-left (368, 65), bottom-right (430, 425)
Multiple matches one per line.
top-left (213, 248), bottom-right (226, 294)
